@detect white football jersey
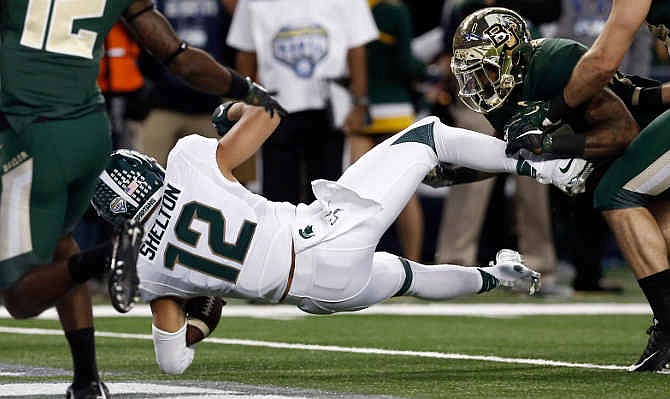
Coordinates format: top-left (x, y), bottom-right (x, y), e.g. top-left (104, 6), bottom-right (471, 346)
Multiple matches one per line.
top-left (138, 135), bottom-right (296, 303)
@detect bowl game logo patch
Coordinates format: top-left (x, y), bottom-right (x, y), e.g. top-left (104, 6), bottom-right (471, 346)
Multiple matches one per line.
top-left (110, 196), bottom-right (128, 214)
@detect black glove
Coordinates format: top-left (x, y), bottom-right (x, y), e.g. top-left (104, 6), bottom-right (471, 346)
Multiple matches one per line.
top-left (609, 71), bottom-right (663, 107)
top-left (211, 101), bottom-right (239, 137)
top-left (243, 77), bottom-right (288, 118)
top-left (504, 101), bottom-right (550, 156)
top-left (505, 127), bottom-right (545, 156)
top-left (541, 92), bottom-right (572, 131)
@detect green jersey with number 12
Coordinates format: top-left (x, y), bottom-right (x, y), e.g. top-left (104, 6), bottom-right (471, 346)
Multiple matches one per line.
top-left (0, 0), bottom-right (133, 122)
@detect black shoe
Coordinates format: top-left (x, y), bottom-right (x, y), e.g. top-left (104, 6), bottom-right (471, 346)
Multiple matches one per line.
top-left (65, 380), bottom-right (110, 398)
top-left (628, 320), bottom-right (670, 372)
top-left (108, 220), bottom-right (144, 313)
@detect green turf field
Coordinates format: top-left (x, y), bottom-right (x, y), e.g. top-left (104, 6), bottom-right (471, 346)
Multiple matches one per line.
top-left (0, 267), bottom-right (667, 398)
top-left (0, 303), bottom-right (668, 399)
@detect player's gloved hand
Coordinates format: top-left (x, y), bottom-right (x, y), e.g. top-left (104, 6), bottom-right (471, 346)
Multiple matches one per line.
top-left (609, 72), bottom-right (637, 107)
top-left (243, 77), bottom-right (288, 118)
top-left (609, 71), bottom-right (663, 108)
top-left (504, 101), bottom-right (550, 155)
top-left (211, 101), bottom-right (239, 137)
top-left (505, 126), bottom-right (546, 156)
top-left (541, 92), bottom-right (572, 131)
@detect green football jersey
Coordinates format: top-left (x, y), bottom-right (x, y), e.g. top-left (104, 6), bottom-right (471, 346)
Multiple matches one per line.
top-left (0, 0), bottom-right (134, 125)
top-left (486, 38), bottom-right (587, 133)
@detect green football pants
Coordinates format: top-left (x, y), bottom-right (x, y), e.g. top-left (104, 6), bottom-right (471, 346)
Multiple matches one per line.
top-left (595, 109), bottom-right (670, 210)
top-left (0, 111), bottom-right (111, 289)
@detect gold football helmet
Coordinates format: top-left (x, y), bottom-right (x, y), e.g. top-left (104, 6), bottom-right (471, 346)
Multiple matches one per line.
top-left (451, 7), bottom-right (531, 113)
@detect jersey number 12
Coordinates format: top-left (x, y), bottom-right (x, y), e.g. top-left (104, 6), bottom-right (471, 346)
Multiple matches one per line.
top-left (20, 0), bottom-right (107, 59)
top-left (165, 201), bottom-right (257, 283)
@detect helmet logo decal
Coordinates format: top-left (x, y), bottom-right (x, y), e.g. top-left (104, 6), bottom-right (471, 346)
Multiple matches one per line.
top-left (110, 197), bottom-right (128, 214)
top-left (484, 23), bottom-right (519, 51)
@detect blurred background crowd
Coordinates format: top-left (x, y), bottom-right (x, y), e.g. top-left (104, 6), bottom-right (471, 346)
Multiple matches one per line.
top-left (79, 0), bottom-right (670, 299)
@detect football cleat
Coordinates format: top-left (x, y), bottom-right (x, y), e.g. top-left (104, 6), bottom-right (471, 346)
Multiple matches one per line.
top-left (108, 220), bottom-right (144, 314)
top-left (185, 296), bottom-right (226, 346)
top-left (628, 319), bottom-right (670, 372)
top-left (534, 157), bottom-right (594, 196)
top-left (479, 249), bottom-right (541, 295)
top-left (65, 380), bottom-right (110, 399)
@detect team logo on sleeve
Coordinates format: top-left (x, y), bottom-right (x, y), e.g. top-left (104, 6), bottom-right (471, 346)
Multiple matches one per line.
top-left (110, 197), bottom-right (128, 214)
top-left (272, 24), bottom-right (329, 78)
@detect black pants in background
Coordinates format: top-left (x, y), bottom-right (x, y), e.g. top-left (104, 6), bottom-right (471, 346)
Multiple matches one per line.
top-left (262, 109), bottom-right (343, 204)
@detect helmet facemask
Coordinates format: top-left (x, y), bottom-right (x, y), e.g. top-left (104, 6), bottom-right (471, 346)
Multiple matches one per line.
top-left (451, 7), bottom-right (531, 113)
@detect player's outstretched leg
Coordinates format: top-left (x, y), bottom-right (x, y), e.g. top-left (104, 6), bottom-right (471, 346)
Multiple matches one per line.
top-left (396, 249), bottom-right (541, 299)
top-left (298, 250), bottom-right (541, 314)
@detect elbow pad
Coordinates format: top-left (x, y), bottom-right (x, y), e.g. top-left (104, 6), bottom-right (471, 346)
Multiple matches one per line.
top-left (152, 322), bottom-right (195, 375)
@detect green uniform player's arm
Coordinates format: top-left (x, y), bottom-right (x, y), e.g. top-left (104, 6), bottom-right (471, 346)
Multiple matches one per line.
top-left (579, 87), bottom-right (641, 158)
top-left (504, 88), bottom-right (640, 159)
top-left (562, 0), bottom-right (652, 108)
top-left (122, 0), bottom-right (286, 117)
top-left (122, 0), bottom-right (237, 97)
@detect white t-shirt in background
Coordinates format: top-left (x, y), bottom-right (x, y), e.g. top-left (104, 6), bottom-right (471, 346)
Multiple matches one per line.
top-left (227, 0), bottom-right (378, 113)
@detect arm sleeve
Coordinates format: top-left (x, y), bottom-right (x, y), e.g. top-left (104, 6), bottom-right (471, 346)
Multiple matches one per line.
top-left (226, 0), bottom-right (255, 51)
top-left (152, 322), bottom-right (195, 375)
top-left (347, 0), bottom-right (379, 48)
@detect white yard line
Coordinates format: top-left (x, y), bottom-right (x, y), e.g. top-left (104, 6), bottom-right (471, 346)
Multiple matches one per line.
top-left (0, 326), bottom-right (628, 372)
top-left (0, 303), bottom-right (653, 320)
top-left (0, 382), bottom-right (309, 398)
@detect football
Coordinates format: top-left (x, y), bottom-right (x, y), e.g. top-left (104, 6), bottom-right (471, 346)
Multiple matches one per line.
top-left (184, 296), bottom-right (225, 346)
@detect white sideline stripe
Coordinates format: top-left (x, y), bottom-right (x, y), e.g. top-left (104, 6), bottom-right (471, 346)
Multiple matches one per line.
top-left (0, 303), bottom-right (653, 320)
top-left (0, 382), bottom-right (308, 398)
top-left (0, 326), bottom-right (627, 372)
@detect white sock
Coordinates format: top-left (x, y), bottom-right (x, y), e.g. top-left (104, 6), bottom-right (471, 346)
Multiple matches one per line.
top-left (432, 120), bottom-right (519, 174)
top-left (401, 257), bottom-right (489, 299)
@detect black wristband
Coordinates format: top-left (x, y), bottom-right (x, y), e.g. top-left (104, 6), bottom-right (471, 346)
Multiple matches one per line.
top-left (545, 134), bottom-right (586, 157)
top-left (227, 70), bottom-right (250, 100)
top-left (639, 86), bottom-right (663, 107)
top-left (163, 41), bottom-right (188, 66)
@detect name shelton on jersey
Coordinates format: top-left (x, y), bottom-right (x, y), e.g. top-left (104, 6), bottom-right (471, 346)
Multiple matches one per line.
top-left (140, 183), bottom-right (182, 261)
